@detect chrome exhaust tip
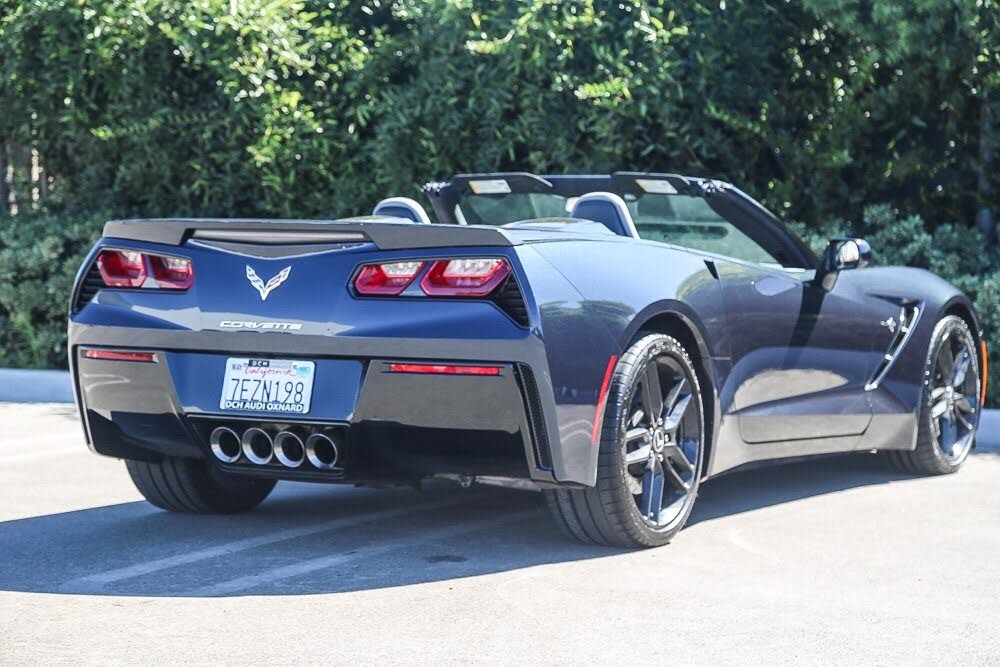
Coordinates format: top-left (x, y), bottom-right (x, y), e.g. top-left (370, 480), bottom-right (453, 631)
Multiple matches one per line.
top-left (305, 432), bottom-right (340, 470)
top-left (241, 427), bottom-right (274, 465)
top-left (209, 426), bottom-right (242, 463)
top-left (273, 431), bottom-right (306, 468)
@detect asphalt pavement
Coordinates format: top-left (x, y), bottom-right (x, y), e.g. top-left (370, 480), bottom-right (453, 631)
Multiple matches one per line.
top-left (1, 399), bottom-right (998, 664)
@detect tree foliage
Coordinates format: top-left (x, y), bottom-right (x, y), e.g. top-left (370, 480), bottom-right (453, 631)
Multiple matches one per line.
top-left (0, 0), bottom-right (995, 223)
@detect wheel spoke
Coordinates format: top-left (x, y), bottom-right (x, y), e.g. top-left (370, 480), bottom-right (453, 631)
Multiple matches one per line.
top-left (641, 362), bottom-right (664, 423)
top-left (629, 409), bottom-right (645, 428)
top-left (662, 394), bottom-right (693, 433)
top-left (930, 386), bottom-right (947, 401)
top-left (625, 427), bottom-right (649, 443)
top-left (930, 399), bottom-right (950, 420)
top-left (626, 443), bottom-right (652, 465)
top-left (663, 442), bottom-right (695, 474)
top-left (939, 416), bottom-right (957, 455)
top-left (661, 458), bottom-right (691, 492)
top-left (951, 346), bottom-right (971, 387)
top-left (937, 336), bottom-right (955, 378)
top-left (955, 409), bottom-right (974, 431)
top-left (639, 461), bottom-right (665, 519)
top-left (663, 377), bottom-right (688, 417)
top-left (955, 395), bottom-right (974, 414)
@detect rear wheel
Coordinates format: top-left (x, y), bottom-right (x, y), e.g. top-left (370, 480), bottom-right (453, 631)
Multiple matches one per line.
top-left (884, 315), bottom-right (981, 475)
top-left (545, 333), bottom-right (705, 547)
top-left (125, 456), bottom-right (276, 513)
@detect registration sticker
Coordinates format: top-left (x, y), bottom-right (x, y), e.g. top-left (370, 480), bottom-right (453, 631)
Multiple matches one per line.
top-left (635, 178), bottom-right (678, 194)
top-left (220, 358), bottom-right (315, 414)
top-left (468, 179), bottom-right (512, 194)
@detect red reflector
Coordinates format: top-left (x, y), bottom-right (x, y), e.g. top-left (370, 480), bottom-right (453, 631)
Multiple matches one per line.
top-left (148, 254), bottom-right (194, 290)
top-left (389, 363), bottom-right (501, 376)
top-left (591, 355), bottom-right (619, 444)
top-left (355, 261), bottom-right (425, 296)
top-left (97, 249), bottom-right (147, 288)
top-left (84, 349), bottom-right (157, 363)
top-left (420, 258), bottom-right (511, 297)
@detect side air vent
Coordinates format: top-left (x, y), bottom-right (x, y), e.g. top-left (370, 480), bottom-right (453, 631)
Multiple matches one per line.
top-left (492, 277), bottom-right (530, 327)
top-left (514, 364), bottom-right (552, 470)
top-left (74, 262), bottom-right (104, 310)
top-left (866, 304), bottom-right (921, 390)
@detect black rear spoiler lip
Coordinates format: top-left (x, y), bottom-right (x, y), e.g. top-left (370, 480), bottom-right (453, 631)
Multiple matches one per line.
top-left (102, 217), bottom-right (517, 249)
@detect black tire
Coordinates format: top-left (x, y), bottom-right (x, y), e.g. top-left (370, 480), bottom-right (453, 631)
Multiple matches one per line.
top-left (545, 333), bottom-right (706, 548)
top-left (125, 456), bottom-right (276, 513)
top-left (884, 315), bottom-right (981, 475)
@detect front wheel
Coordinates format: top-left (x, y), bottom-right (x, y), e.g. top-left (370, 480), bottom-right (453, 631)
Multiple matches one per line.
top-left (545, 333), bottom-right (705, 548)
top-left (884, 315), bottom-right (981, 475)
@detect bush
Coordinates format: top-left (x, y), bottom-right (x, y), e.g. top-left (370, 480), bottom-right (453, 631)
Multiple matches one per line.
top-left (0, 1), bottom-right (995, 225)
top-left (0, 211), bottom-right (105, 367)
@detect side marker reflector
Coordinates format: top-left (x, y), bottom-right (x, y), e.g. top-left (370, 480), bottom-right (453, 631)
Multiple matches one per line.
top-left (84, 349), bottom-right (157, 363)
top-left (591, 355), bottom-right (619, 444)
top-left (982, 340), bottom-right (989, 407)
top-left (389, 363), bottom-right (501, 376)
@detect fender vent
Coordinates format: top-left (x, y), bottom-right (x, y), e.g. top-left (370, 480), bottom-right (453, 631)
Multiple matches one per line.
top-left (515, 364), bottom-right (552, 470)
top-left (492, 277), bottom-right (529, 327)
top-left (867, 304), bottom-right (921, 390)
top-left (74, 262), bottom-right (104, 310)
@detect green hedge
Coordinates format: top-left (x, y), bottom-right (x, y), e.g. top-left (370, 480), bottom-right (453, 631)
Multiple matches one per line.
top-left (2, 206), bottom-right (997, 406)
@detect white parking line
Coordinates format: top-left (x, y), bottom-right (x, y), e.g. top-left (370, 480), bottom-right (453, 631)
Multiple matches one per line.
top-left (59, 497), bottom-right (462, 594)
top-left (185, 510), bottom-right (534, 597)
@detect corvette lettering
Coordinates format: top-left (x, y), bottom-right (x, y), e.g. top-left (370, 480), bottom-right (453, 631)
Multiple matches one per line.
top-left (219, 320), bottom-right (303, 331)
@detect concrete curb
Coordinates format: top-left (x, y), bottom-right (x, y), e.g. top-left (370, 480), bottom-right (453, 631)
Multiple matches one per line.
top-left (0, 369), bottom-right (75, 403)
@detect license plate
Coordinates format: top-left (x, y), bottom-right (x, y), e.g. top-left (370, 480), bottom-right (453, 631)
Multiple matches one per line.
top-left (220, 358), bottom-right (315, 414)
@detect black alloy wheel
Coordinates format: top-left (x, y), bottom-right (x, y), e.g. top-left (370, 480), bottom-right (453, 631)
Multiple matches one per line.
top-left (545, 333), bottom-right (705, 547)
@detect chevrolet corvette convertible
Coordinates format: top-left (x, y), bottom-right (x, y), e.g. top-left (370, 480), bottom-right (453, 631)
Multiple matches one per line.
top-left (68, 172), bottom-right (987, 547)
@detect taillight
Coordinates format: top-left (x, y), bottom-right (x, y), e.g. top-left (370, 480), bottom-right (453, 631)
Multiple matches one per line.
top-left (420, 258), bottom-right (511, 297)
top-left (389, 363), bottom-right (501, 376)
top-left (149, 254), bottom-right (194, 289)
top-left (95, 249), bottom-right (193, 290)
top-left (97, 250), bottom-right (146, 288)
top-left (83, 349), bottom-right (157, 363)
top-left (354, 261), bottom-right (425, 295)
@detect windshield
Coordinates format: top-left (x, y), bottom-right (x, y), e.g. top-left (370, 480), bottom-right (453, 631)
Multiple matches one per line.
top-left (457, 191), bottom-right (779, 264)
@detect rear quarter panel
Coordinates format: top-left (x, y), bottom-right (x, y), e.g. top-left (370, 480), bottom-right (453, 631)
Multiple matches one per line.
top-left (524, 238), bottom-right (728, 485)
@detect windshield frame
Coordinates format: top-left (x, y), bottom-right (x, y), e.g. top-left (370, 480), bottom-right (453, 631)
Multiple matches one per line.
top-left (423, 172), bottom-right (818, 270)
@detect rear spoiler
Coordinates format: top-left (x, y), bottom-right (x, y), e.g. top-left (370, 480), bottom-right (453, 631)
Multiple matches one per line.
top-left (102, 216), bottom-right (516, 250)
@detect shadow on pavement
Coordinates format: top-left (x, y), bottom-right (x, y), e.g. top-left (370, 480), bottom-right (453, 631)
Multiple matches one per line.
top-left (0, 452), bottom-right (952, 599)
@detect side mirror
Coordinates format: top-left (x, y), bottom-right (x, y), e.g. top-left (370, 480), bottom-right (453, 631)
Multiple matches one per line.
top-left (816, 237), bottom-right (871, 291)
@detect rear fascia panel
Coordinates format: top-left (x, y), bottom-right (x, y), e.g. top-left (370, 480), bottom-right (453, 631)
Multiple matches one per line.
top-left (68, 237), bottom-right (597, 485)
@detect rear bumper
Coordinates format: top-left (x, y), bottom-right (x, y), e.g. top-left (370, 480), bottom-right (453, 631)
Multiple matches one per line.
top-left (68, 323), bottom-right (567, 486)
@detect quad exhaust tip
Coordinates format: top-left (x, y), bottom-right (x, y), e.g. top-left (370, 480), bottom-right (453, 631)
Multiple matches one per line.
top-left (273, 431), bottom-right (306, 468)
top-left (209, 425), bottom-right (340, 469)
top-left (305, 433), bottom-right (340, 470)
top-left (241, 427), bottom-right (274, 465)
top-left (209, 426), bottom-right (241, 463)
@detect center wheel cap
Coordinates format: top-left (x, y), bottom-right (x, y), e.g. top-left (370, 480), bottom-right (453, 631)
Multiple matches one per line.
top-left (652, 430), bottom-right (666, 453)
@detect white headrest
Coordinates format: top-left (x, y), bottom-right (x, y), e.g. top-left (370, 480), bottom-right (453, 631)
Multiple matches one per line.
top-left (570, 192), bottom-right (639, 238)
top-left (372, 197), bottom-right (432, 224)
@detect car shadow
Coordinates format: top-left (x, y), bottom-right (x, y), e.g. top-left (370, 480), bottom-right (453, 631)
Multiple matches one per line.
top-left (0, 452), bottom-right (981, 598)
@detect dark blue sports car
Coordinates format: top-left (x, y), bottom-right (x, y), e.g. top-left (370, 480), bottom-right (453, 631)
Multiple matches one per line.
top-left (68, 172), bottom-right (987, 547)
